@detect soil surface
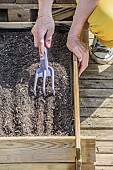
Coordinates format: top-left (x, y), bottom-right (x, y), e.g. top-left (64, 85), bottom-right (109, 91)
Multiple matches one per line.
top-left (0, 29), bottom-right (73, 137)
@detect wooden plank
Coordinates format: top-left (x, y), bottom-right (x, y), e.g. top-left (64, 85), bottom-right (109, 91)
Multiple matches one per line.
top-left (73, 54), bottom-right (82, 169)
top-left (79, 79), bottom-right (113, 89)
top-left (80, 89), bottom-right (113, 98)
top-left (96, 154), bottom-right (113, 165)
top-left (0, 21), bottom-right (72, 29)
top-left (80, 108), bottom-right (113, 118)
top-left (16, 0), bottom-right (55, 3)
top-left (53, 8), bottom-right (75, 20)
top-left (16, 0), bottom-right (38, 3)
top-left (96, 141), bottom-right (113, 153)
top-left (0, 163), bottom-right (76, 170)
top-left (5, 7), bottom-right (72, 22)
top-left (0, 163), bottom-right (95, 170)
top-left (96, 166), bottom-right (113, 170)
top-left (83, 63), bottom-right (113, 72)
top-left (0, 136), bottom-right (96, 163)
top-left (16, 0), bottom-right (56, 3)
top-left (81, 130), bottom-right (113, 139)
top-left (80, 98), bottom-right (113, 108)
top-left (81, 64), bottom-right (113, 80)
top-left (0, 3), bottom-right (76, 9)
top-left (0, 9), bottom-right (8, 22)
top-left (56, 0), bottom-right (76, 4)
top-left (0, 0), bottom-right (15, 3)
top-left (8, 9), bottom-right (32, 22)
top-left (80, 117), bottom-right (113, 129)
top-left (0, 22), bottom-right (35, 28)
top-left (81, 71), bottom-right (113, 80)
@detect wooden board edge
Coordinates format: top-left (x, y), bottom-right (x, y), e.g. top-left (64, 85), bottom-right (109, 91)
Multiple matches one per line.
top-left (0, 163), bottom-right (95, 170)
top-left (0, 21), bottom-right (72, 29)
top-left (0, 136), bottom-right (96, 140)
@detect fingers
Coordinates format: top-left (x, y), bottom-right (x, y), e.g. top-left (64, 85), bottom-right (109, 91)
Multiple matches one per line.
top-left (73, 46), bottom-right (83, 63)
top-left (32, 29), bottom-right (53, 55)
top-left (46, 35), bottom-right (52, 48)
top-left (78, 51), bottom-right (89, 77)
top-left (33, 30), bottom-right (53, 55)
top-left (39, 38), bottom-right (44, 55)
top-left (32, 30), bottom-right (38, 48)
top-left (31, 16), bottom-right (55, 56)
top-left (33, 32), bottom-right (45, 55)
top-left (46, 27), bottom-right (54, 48)
top-left (66, 36), bottom-right (89, 76)
top-left (66, 38), bottom-right (83, 63)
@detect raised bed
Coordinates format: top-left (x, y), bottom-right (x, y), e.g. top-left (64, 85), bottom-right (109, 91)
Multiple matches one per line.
top-left (0, 26), bottom-right (96, 169)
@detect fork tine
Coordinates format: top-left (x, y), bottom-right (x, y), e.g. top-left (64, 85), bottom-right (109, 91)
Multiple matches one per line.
top-left (51, 69), bottom-right (55, 96)
top-left (34, 73), bottom-right (39, 96)
top-left (49, 67), bottom-right (55, 96)
top-left (43, 70), bottom-right (46, 96)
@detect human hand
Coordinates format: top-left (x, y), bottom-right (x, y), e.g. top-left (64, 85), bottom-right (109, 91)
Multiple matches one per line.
top-left (31, 16), bottom-right (55, 55)
top-left (66, 34), bottom-right (89, 77)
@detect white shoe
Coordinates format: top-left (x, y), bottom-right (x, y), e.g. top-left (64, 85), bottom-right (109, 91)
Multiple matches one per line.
top-left (89, 36), bottom-right (113, 64)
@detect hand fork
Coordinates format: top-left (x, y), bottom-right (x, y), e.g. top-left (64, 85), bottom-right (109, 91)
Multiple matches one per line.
top-left (34, 46), bottom-right (55, 97)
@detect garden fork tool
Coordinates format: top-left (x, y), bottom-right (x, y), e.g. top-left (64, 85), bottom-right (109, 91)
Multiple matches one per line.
top-left (34, 46), bottom-right (55, 97)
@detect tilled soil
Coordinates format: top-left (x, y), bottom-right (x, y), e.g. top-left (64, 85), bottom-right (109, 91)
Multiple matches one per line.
top-left (0, 29), bottom-right (73, 137)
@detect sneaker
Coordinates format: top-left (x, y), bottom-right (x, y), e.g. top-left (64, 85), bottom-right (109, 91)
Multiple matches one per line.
top-left (89, 36), bottom-right (113, 64)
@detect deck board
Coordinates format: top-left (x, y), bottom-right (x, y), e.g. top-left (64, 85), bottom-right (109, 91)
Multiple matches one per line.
top-left (80, 45), bottom-right (113, 169)
top-left (80, 108), bottom-right (113, 118)
top-left (96, 167), bottom-right (113, 170)
top-left (81, 117), bottom-right (113, 129)
top-left (80, 79), bottom-right (113, 89)
top-left (81, 130), bottom-right (113, 139)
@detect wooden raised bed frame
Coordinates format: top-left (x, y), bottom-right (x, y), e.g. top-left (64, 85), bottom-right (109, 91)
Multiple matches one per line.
top-left (0, 1), bottom-right (96, 170)
top-left (0, 47), bottom-right (96, 170)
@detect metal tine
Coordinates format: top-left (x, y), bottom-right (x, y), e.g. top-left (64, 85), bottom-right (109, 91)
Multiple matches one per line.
top-left (49, 66), bottom-right (55, 96)
top-left (34, 73), bottom-right (38, 96)
top-left (43, 70), bottom-right (47, 97)
top-left (34, 46), bottom-right (55, 96)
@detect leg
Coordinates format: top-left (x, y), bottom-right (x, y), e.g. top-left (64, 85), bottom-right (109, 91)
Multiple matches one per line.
top-left (88, 0), bottom-right (113, 47)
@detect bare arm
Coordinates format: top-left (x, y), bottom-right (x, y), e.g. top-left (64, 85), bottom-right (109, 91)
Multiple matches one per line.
top-left (38, 0), bottom-right (53, 17)
top-left (32, 0), bottom-right (54, 55)
top-left (69, 0), bottom-right (100, 37)
top-left (67, 0), bottom-right (100, 76)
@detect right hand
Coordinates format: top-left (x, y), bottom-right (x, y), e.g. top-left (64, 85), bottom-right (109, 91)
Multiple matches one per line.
top-left (67, 35), bottom-right (89, 77)
top-left (31, 16), bottom-right (55, 55)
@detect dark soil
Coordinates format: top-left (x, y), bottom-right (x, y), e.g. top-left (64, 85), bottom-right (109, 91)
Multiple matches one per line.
top-left (0, 29), bottom-right (73, 137)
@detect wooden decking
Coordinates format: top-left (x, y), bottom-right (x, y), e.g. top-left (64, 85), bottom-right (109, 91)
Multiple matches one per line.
top-left (80, 32), bottom-right (113, 170)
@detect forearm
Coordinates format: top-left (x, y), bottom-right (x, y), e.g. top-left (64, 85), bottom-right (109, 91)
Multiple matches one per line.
top-left (38, 0), bottom-right (53, 17)
top-left (70, 0), bottom-right (100, 37)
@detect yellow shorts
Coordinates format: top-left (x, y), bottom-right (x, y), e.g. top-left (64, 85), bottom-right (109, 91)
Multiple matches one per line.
top-left (76, 0), bottom-right (113, 47)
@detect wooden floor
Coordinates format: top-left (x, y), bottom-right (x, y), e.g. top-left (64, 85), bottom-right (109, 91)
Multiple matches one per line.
top-left (80, 32), bottom-right (113, 170)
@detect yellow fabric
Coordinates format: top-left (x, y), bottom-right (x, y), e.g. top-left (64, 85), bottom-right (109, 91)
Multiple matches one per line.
top-left (75, 0), bottom-right (113, 47)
